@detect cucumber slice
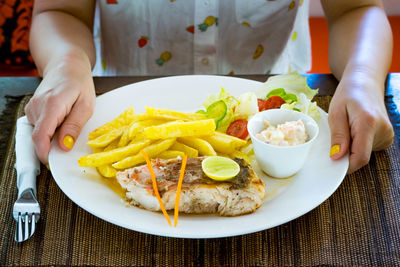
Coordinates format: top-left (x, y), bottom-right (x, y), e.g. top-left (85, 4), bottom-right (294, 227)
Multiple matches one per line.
top-left (216, 108), bottom-right (234, 132)
top-left (206, 100), bottom-right (227, 127)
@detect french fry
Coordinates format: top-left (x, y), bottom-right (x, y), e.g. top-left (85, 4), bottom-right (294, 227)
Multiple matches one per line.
top-left (104, 139), bottom-right (119, 152)
top-left (202, 135), bottom-right (235, 154)
top-left (97, 165), bottom-right (117, 178)
top-left (129, 131), bottom-right (147, 143)
top-left (89, 106), bottom-right (135, 140)
top-left (92, 147), bottom-right (103, 153)
top-left (201, 132), bottom-right (247, 154)
top-left (145, 107), bottom-right (206, 121)
top-left (87, 126), bottom-right (126, 148)
top-left (214, 131), bottom-right (248, 146)
top-left (78, 139), bottom-right (151, 167)
top-left (128, 119), bottom-right (167, 139)
top-left (230, 150), bottom-right (251, 164)
top-left (170, 141), bottom-right (198, 157)
top-left (133, 114), bottom-right (180, 122)
top-left (177, 137), bottom-right (216, 156)
top-left (113, 138), bottom-right (176, 169)
top-left (157, 150), bottom-right (185, 159)
top-left (144, 119), bottom-right (216, 139)
top-left (118, 127), bottom-right (130, 147)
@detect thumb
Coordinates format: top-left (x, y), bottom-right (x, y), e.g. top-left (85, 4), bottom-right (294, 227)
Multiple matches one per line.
top-left (328, 108), bottom-right (350, 160)
top-left (58, 97), bottom-right (94, 151)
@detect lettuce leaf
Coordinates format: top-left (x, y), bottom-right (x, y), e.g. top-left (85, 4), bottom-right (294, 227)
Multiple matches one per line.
top-left (233, 92), bottom-right (259, 119)
top-left (257, 72), bottom-right (320, 121)
top-left (203, 88), bottom-right (238, 109)
top-left (281, 93), bottom-right (321, 121)
top-left (256, 72), bottom-right (318, 100)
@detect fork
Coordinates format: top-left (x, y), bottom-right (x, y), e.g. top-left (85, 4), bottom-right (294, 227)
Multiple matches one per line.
top-left (13, 189), bottom-right (40, 242)
top-left (13, 116), bottom-right (41, 242)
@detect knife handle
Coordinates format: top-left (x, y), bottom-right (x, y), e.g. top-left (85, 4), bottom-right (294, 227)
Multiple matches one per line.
top-left (15, 116), bottom-right (41, 198)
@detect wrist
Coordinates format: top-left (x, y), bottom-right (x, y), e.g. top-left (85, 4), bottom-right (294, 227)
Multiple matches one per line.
top-left (43, 49), bottom-right (93, 78)
top-left (338, 67), bottom-right (386, 99)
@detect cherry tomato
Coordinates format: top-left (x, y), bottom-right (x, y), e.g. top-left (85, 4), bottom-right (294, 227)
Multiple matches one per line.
top-left (257, 99), bottom-right (268, 111)
top-left (227, 119), bottom-right (248, 140)
top-left (257, 96), bottom-right (286, 111)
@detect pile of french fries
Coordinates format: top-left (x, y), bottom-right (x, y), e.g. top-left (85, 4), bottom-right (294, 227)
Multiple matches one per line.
top-left (78, 106), bottom-right (251, 178)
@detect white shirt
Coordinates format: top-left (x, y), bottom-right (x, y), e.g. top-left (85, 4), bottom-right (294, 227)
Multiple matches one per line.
top-left (93, 0), bottom-right (311, 76)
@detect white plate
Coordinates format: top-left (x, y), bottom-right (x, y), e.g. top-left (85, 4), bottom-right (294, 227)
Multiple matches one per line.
top-left (49, 75), bottom-right (348, 238)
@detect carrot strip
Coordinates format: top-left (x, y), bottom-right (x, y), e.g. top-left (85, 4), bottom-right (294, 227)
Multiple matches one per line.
top-left (140, 150), bottom-right (171, 226)
top-left (174, 154), bottom-right (188, 227)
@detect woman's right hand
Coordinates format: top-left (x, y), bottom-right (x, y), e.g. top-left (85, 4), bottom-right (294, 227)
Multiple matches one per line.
top-left (25, 58), bottom-right (96, 164)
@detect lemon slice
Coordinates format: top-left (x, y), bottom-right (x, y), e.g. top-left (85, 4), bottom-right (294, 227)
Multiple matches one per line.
top-left (201, 156), bottom-right (240, 181)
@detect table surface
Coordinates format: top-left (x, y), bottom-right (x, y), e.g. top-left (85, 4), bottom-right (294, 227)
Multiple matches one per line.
top-left (0, 74), bottom-right (399, 266)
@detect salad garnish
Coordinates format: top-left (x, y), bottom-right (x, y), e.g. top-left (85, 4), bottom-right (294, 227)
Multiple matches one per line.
top-left (199, 72), bottom-right (320, 141)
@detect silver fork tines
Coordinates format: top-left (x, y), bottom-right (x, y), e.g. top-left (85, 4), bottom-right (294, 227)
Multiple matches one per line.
top-left (13, 189), bottom-right (40, 242)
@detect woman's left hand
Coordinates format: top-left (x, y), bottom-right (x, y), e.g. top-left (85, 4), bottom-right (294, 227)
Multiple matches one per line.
top-left (328, 76), bottom-right (394, 173)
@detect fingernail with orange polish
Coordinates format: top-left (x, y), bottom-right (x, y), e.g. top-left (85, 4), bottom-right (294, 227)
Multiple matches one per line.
top-left (330, 144), bottom-right (340, 157)
top-left (63, 135), bottom-right (74, 150)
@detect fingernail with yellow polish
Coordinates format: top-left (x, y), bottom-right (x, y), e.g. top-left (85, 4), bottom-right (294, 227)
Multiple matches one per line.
top-left (63, 135), bottom-right (74, 150)
top-left (46, 164), bottom-right (50, 170)
top-left (330, 144), bottom-right (341, 157)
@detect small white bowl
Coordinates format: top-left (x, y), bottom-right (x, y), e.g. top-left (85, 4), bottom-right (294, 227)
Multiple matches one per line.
top-left (248, 109), bottom-right (319, 178)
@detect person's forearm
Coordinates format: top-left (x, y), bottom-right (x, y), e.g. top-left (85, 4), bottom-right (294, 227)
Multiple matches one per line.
top-left (327, 5), bottom-right (392, 89)
top-left (323, 2), bottom-right (394, 173)
top-left (30, 10), bottom-right (96, 76)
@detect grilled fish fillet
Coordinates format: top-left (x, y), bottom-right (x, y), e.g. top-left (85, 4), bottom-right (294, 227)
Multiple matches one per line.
top-left (116, 157), bottom-right (266, 216)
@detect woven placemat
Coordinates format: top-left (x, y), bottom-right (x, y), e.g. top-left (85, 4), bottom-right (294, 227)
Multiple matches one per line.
top-left (1, 96), bottom-right (400, 266)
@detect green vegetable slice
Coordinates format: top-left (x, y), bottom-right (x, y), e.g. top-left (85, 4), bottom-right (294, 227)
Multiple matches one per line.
top-left (266, 88), bottom-right (286, 99)
top-left (282, 93), bottom-right (297, 103)
top-left (216, 108), bottom-right (234, 132)
top-left (206, 100), bottom-right (227, 127)
top-left (266, 88), bottom-right (297, 104)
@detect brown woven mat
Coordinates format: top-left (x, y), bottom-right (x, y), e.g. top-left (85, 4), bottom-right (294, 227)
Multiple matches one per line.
top-left (1, 96), bottom-right (400, 267)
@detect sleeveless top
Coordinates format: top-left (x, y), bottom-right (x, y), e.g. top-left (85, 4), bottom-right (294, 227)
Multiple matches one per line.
top-left (92, 0), bottom-right (311, 76)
